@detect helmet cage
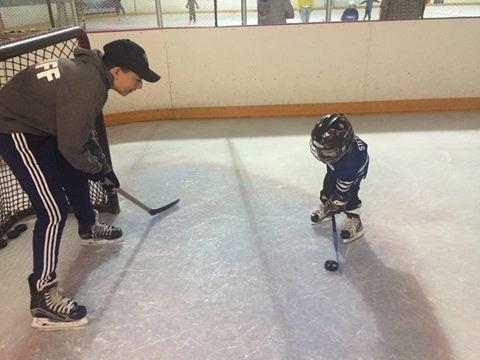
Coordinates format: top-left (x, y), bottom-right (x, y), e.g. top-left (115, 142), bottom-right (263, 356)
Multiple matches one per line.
top-left (310, 138), bottom-right (348, 163)
top-left (310, 114), bottom-right (354, 164)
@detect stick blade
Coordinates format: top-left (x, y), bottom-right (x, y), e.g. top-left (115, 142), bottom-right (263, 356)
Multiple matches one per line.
top-left (148, 199), bottom-right (180, 216)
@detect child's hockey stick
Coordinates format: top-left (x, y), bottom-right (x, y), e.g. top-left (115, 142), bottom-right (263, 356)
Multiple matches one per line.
top-left (331, 215), bottom-right (340, 265)
top-left (324, 215), bottom-right (341, 272)
top-left (117, 188), bottom-right (179, 215)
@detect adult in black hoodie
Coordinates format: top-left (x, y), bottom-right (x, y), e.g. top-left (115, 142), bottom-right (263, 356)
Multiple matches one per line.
top-left (0, 39), bottom-right (160, 329)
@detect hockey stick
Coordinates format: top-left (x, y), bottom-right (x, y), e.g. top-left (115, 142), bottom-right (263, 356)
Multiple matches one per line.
top-left (331, 215), bottom-right (340, 264)
top-left (117, 188), bottom-right (179, 216)
top-left (324, 215), bottom-right (340, 272)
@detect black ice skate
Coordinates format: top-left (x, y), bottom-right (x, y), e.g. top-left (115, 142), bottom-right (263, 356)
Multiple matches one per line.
top-left (78, 210), bottom-right (123, 245)
top-left (28, 274), bottom-right (88, 329)
top-left (340, 214), bottom-right (364, 244)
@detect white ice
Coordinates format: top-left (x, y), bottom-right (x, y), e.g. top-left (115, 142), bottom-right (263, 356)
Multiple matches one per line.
top-left (0, 111), bottom-right (479, 359)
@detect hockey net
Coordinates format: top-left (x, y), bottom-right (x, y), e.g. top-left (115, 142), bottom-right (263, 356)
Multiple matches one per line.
top-left (380, 0), bottom-right (426, 20)
top-left (0, 27), bottom-right (119, 237)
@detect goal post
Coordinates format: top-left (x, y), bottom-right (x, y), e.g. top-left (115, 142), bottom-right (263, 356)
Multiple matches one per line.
top-left (0, 26), bottom-right (119, 238)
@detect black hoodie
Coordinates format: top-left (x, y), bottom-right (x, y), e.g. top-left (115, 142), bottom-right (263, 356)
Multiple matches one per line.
top-left (0, 48), bottom-right (114, 174)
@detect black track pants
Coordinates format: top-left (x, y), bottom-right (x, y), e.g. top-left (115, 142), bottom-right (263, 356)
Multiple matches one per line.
top-left (0, 133), bottom-right (95, 291)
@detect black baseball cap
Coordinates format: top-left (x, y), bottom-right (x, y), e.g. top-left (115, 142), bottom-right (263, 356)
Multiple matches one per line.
top-left (103, 39), bottom-right (160, 83)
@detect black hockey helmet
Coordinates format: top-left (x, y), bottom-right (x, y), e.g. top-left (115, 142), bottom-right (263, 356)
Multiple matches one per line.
top-left (310, 113), bottom-right (354, 163)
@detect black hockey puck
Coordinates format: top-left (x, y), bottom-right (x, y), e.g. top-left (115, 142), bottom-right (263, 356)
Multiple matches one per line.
top-left (310, 213), bottom-right (319, 223)
top-left (0, 238), bottom-right (7, 249)
top-left (324, 260), bottom-right (339, 272)
top-left (14, 223), bottom-right (27, 233)
top-left (6, 229), bottom-right (20, 239)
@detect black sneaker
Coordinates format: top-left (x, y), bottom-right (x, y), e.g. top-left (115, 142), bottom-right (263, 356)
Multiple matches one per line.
top-left (78, 210), bottom-right (123, 246)
top-left (28, 274), bottom-right (88, 329)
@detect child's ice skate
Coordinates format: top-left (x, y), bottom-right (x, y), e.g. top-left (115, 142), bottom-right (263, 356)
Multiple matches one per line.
top-left (311, 201), bottom-right (331, 224)
top-left (28, 274), bottom-right (88, 329)
top-left (340, 214), bottom-right (364, 243)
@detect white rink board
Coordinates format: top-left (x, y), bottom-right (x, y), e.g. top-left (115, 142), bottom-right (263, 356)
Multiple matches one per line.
top-left (89, 18), bottom-right (480, 114)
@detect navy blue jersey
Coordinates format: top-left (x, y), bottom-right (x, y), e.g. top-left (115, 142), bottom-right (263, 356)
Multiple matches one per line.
top-left (341, 8), bottom-right (359, 21)
top-left (326, 136), bottom-right (369, 199)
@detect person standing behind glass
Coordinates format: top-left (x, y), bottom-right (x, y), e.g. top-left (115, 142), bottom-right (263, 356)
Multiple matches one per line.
top-left (186, 0), bottom-right (199, 24)
top-left (258, 0), bottom-right (294, 25)
top-left (297, 0), bottom-right (314, 23)
top-left (113, 0), bottom-right (126, 16)
top-left (360, 0), bottom-right (379, 21)
top-left (341, 0), bottom-right (359, 21)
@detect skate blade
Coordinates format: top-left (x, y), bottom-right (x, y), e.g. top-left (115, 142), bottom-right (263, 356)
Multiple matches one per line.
top-left (31, 317), bottom-right (88, 330)
top-left (342, 230), bottom-right (364, 244)
top-left (311, 217), bottom-right (330, 226)
top-left (80, 238), bottom-right (124, 246)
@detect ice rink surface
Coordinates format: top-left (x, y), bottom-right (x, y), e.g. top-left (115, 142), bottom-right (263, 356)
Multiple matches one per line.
top-left (0, 111), bottom-right (479, 359)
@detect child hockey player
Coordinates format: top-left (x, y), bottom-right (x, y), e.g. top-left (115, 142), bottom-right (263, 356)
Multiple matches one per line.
top-left (309, 114), bottom-right (369, 243)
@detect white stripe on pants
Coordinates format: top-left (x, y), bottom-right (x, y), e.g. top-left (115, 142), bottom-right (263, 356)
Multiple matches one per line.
top-left (11, 133), bottom-right (64, 291)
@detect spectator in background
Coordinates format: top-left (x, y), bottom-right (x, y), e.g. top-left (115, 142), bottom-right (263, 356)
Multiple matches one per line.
top-left (360, 0), bottom-right (380, 20)
top-left (297, 0), bottom-right (314, 23)
top-left (113, 0), bottom-right (126, 16)
top-left (258, 0), bottom-right (294, 25)
top-left (186, 0), bottom-right (199, 24)
top-left (341, 0), bottom-right (359, 21)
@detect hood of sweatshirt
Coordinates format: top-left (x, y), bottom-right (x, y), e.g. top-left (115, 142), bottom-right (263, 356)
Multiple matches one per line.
top-left (73, 47), bottom-right (114, 89)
